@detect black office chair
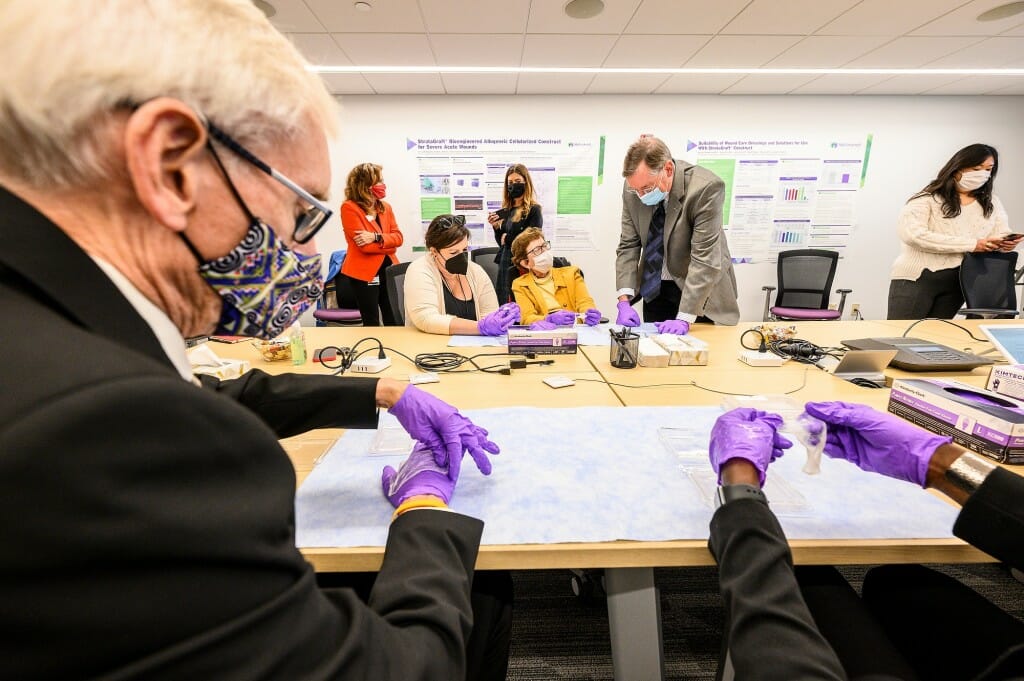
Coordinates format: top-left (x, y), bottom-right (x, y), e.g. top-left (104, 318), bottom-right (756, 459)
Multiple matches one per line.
top-left (761, 249), bottom-right (851, 321)
top-left (384, 261), bottom-right (411, 326)
top-left (958, 251), bottom-right (1020, 319)
top-left (471, 246), bottom-right (501, 291)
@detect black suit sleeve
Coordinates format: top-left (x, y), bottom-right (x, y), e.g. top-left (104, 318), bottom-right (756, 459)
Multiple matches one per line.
top-left (954, 467), bottom-right (1024, 569)
top-left (709, 499), bottom-right (846, 681)
top-left (199, 369), bottom-right (380, 438)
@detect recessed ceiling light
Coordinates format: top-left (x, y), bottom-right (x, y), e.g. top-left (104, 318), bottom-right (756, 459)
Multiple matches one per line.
top-left (564, 0), bottom-right (604, 20)
top-left (253, 0), bottom-right (276, 19)
top-left (354, 1), bottom-right (372, 11)
top-left (977, 1), bottom-right (1024, 21)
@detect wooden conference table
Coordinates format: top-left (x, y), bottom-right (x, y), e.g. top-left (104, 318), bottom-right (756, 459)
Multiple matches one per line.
top-left (214, 319), bottom-right (1011, 681)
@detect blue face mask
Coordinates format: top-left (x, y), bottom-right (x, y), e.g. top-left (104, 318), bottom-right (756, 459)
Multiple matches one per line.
top-left (639, 187), bottom-right (667, 206)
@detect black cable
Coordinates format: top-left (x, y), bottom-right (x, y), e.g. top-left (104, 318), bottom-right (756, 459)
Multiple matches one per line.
top-left (576, 367), bottom-right (810, 397)
top-left (901, 318), bottom-right (989, 342)
top-left (766, 338), bottom-right (845, 364)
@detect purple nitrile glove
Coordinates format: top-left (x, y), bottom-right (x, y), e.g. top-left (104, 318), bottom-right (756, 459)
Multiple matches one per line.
top-left (804, 401), bottom-right (952, 487)
top-left (616, 300), bottom-right (640, 327)
top-left (388, 385), bottom-right (500, 481)
top-left (529, 320), bottom-right (558, 330)
top-left (381, 443), bottom-right (454, 507)
top-left (709, 408), bottom-right (793, 486)
top-left (545, 309), bottom-right (577, 326)
top-left (584, 308), bottom-right (602, 326)
top-left (655, 319), bottom-right (690, 335)
top-left (478, 302), bottom-right (520, 336)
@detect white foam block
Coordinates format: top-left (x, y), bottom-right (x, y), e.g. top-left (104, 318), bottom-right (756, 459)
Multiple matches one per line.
top-left (638, 337), bottom-right (670, 368)
top-left (651, 333), bottom-right (709, 366)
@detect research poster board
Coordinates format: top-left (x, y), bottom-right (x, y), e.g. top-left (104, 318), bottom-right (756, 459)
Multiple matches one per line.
top-left (685, 135), bottom-right (872, 263)
top-left (408, 136), bottom-right (606, 252)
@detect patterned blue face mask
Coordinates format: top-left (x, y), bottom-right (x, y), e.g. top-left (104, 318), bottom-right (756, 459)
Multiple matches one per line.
top-left (193, 219), bottom-right (323, 340)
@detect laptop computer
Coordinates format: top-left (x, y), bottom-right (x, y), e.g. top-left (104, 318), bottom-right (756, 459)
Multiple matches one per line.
top-left (842, 337), bottom-right (993, 371)
top-left (816, 349), bottom-right (898, 383)
top-left (979, 324), bottom-right (1024, 364)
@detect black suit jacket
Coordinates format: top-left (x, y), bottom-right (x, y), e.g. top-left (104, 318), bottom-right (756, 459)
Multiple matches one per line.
top-left (0, 187), bottom-right (482, 680)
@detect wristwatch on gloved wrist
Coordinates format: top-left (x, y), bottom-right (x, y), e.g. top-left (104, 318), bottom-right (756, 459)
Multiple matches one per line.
top-left (715, 483), bottom-right (768, 509)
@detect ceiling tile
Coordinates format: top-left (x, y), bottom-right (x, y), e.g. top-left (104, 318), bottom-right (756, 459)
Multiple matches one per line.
top-left (265, 0), bottom-right (325, 32)
top-left (856, 73), bottom-right (968, 94)
top-left (441, 73), bottom-right (519, 94)
top-left (603, 34), bottom-right (709, 67)
top-left (430, 34), bottom-right (524, 66)
top-left (924, 37), bottom-right (1024, 66)
top-left (304, 0), bottom-right (424, 32)
top-left (788, 73), bottom-right (894, 94)
top-left (527, 0), bottom-right (642, 34)
top-left (684, 35), bottom-right (804, 68)
top-left (318, 73), bottom-right (375, 94)
top-left (816, 0), bottom-right (968, 36)
top-left (419, 0), bottom-right (529, 33)
top-left (921, 74), bottom-right (1024, 93)
top-left (331, 33), bottom-right (435, 66)
top-left (363, 73), bottom-right (445, 94)
top-left (766, 36), bottom-right (891, 68)
top-left (845, 36), bottom-right (985, 67)
top-left (988, 79), bottom-right (1024, 92)
top-left (654, 73), bottom-right (745, 94)
top-left (721, 0), bottom-right (860, 35)
top-left (721, 73), bottom-right (821, 94)
top-left (1002, 22), bottom-right (1024, 35)
top-left (585, 73), bottom-right (672, 93)
top-left (286, 33), bottom-right (352, 66)
top-left (515, 73), bottom-right (594, 94)
top-left (625, 0), bottom-right (750, 35)
top-left (522, 34), bottom-right (619, 67)
top-left (911, 0), bottom-right (1024, 36)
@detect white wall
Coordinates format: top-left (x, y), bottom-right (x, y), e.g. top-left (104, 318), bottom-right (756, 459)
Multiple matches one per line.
top-left (317, 94), bottom-right (1024, 323)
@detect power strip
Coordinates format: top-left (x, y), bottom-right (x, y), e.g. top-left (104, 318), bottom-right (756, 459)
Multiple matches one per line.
top-left (738, 350), bottom-right (785, 367)
top-left (351, 356), bottom-right (392, 373)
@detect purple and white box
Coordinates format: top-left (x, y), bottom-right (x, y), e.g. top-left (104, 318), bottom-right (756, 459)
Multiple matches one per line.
top-left (889, 378), bottom-right (1024, 464)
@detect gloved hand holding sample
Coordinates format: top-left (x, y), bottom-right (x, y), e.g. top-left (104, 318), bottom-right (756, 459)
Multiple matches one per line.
top-left (804, 401), bottom-right (952, 487)
top-left (584, 308), bottom-right (602, 326)
top-left (381, 443), bottom-right (456, 507)
top-left (616, 300), bottom-right (641, 327)
top-left (709, 407), bottom-right (793, 486)
top-left (478, 302), bottom-right (521, 336)
top-left (544, 309), bottom-right (576, 326)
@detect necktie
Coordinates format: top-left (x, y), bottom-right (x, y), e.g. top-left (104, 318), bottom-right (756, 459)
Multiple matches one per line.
top-left (640, 202), bottom-right (665, 303)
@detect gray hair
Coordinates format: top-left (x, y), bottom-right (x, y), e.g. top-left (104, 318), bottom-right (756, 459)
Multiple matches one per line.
top-left (622, 136), bottom-right (672, 177)
top-left (0, 0), bottom-right (338, 190)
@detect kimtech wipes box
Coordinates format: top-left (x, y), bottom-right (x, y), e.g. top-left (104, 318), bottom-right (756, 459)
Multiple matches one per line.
top-left (888, 378), bottom-right (1024, 464)
top-left (986, 364), bottom-right (1024, 401)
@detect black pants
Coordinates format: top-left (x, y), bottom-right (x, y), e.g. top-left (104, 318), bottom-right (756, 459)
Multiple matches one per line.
top-left (317, 569), bottom-right (513, 681)
top-left (887, 267), bottom-right (963, 320)
top-left (642, 279), bottom-right (713, 324)
top-left (796, 564), bottom-right (1024, 681)
top-left (341, 259), bottom-right (396, 327)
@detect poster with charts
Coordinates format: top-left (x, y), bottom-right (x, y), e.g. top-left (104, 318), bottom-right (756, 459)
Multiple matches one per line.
top-left (686, 135), bottom-right (872, 263)
top-left (408, 135), bottom-right (605, 253)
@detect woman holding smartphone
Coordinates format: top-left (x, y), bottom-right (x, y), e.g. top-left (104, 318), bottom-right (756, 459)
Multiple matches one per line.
top-left (888, 143), bottom-right (1020, 320)
top-left (488, 163), bottom-right (543, 304)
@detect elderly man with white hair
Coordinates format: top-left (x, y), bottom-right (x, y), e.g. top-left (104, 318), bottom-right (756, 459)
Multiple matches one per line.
top-left (0, 2), bottom-right (511, 680)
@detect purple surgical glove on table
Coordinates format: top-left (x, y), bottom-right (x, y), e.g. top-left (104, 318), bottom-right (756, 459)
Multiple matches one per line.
top-left (584, 308), bottom-right (602, 326)
top-left (388, 385), bottom-right (500, 481)
top-left (616, 300), bottom-right (640, 327)
top-left (655, 319), bottom-right (690, 335)
top-left (804, 401), bottom-right (951, 487)
top-left (478, 302), bottom-right (520, 336)
top-left (545, 309), bottom-right (577, 326)
top-left (381, 443), bottom-right (455, 507)
top-left (709, 408), bottom-right (793, 486)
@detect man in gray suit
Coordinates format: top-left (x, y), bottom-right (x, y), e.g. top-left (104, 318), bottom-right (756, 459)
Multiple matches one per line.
top-left (614, 135), bottom-right (740, 333)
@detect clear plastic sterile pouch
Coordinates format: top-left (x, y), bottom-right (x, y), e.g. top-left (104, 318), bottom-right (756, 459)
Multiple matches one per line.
top-left (720, 395), bottom-right (827, 475)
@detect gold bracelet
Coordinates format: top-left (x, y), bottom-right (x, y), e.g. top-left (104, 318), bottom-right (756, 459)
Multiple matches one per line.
top-left (944, 452), bottom-right (997, 496)
top-left (392, 495), bottom-right (448, 520)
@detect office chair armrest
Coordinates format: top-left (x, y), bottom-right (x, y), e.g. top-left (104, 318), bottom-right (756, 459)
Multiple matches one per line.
top-left (959, 308), bottom-right (1020, 319)
top-left (761, 286), bottom-right (776, 322)
top-left (835, 288), bottom-right (852, 315)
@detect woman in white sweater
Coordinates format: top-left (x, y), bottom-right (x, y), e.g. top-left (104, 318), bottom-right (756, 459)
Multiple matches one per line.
top-left (888, 143), bottom-right (1019, 319)
top-left (404, 214), bottom-right (521, 335)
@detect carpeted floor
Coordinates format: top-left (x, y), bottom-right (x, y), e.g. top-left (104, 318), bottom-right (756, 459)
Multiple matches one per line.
top-left (507, 563), bottom-right (1024, 681)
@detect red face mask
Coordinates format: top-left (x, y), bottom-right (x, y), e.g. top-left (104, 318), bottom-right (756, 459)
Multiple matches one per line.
top-left (370, 183), bottom-right (387, 199)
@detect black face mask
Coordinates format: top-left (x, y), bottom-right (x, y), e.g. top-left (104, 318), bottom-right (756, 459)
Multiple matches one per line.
top-left (507, 182), bottom-right (526, 199)
top-left (441, 251), bottom-right (469, 275)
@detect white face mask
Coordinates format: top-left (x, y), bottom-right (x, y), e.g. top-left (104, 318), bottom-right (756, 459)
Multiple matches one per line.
top-left (531, 251), bottom-right (553, 275)
top-left (958, 169), bottom-right (991, 192)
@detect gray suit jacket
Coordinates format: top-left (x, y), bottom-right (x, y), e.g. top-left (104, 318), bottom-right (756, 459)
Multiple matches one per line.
top-left (616, 159), bottom-right (740, 325)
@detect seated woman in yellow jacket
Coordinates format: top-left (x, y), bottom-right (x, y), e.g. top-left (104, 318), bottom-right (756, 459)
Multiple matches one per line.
top-left (510, 227), bottom-right (603, 329)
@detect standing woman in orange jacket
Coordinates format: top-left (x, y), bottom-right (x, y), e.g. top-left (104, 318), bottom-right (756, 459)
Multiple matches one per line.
top-left (339, 163), bottom-right (404, 325)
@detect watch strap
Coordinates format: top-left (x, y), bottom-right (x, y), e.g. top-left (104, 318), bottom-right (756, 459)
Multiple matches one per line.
top-left (716, 483), bottom-right (768, 508)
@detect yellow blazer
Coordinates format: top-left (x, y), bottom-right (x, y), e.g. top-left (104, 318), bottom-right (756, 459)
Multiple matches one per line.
top-left (511, 266), bottom-right (596, 325)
